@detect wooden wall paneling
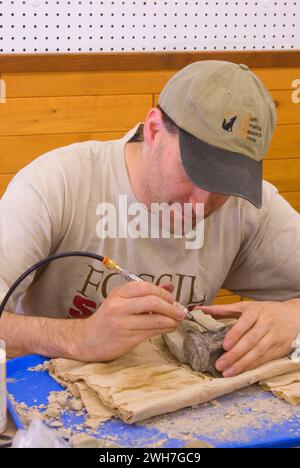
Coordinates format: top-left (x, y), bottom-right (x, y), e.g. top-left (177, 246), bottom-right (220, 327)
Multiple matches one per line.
top-left (212, 295), bottom-right (241, 305)
top-left (263, 159), bottom-right (300, 193)
top-left (0, 51), bottom-right (299, 73)
top-left (216, 289), bottom-right (235, 297)
top-left (266, 124), bottom-right (300, 160)
top-left (0, 63), bottom-right (299, 207)
top-left (271, 90), bottom-right (300, 125)
top-left (1, 71), bottom-right (173, 98)
top-left (253, 67), bottom-right (300, 90)
top-left (2, 67), bottom-right (300, 98)
top-left (0, 95), bottom-right (152, 136)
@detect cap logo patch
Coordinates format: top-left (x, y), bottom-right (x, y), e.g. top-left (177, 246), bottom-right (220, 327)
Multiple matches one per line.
top-left (222, 112), bottom-right (262, 144)
top-left (222, 116), bottom-right (237, 132)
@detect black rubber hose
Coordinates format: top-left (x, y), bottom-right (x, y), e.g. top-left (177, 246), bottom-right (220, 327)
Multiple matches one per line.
top-left (0, 251), bottom-right (104, 317)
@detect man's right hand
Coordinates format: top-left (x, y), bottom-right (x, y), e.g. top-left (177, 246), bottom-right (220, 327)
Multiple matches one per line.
top-left (70, 281), bottom-right (185, 362)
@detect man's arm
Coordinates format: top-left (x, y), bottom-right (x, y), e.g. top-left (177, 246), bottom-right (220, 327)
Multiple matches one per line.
top-left (223, 185), bottom-right (300, 302)
top-left (0, 176), bottom-right (56, 315)
top-left (202, 185), bottom-right (300, 376)
top-left (201, 298), bottom-right (300, 377)
top-left (0, 172), bottom-right (184, 361)
top-left (0, 311), bottom-right (78, 359)
top-left (0, 281), bottom-right (185, 361)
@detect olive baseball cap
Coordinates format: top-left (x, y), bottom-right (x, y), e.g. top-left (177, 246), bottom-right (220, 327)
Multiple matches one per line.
top-left (158, 60), bottom-right (276, 208)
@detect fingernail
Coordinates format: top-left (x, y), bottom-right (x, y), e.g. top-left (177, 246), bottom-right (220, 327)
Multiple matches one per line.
top-left (216, 359), bottom-right (228, 371)
top-left (223, 367), bottom-right (236, 378)
top-left (223, 339), bottom-right (234, 351)
top-left (173, 302), bottom-right (187, 320)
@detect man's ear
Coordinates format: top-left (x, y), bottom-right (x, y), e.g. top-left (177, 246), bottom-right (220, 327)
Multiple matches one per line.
top-left (143, 108), bottom-right (164, 148)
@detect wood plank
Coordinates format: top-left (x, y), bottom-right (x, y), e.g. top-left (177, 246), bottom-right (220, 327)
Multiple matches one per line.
top-left (0, 132), bottom-right (125, 173)
top-left (271, 90), bottom-right (300, 125)
top-left (281, 192), bottom-right (300, 213)
top-left (264, 159), bottom-right (300, 192)
top-left (2, 71), bottom-right (176, 98)
top-left (0, 51), bottom-right (299, 73)
top-left (3, 67), bottom-right (300, 98)
top-left (266, 124), bottom-right (300, 160)
top-left (0, 95), bottom-right (152, 136)
top-left (155, 90), bottom-right (300, 125)
top-left (254, 67), bottom-right (300, 91)
top-left (216, 289), bottom-right (234, 297)
top-left (212, 295), bottom-right (241, 305)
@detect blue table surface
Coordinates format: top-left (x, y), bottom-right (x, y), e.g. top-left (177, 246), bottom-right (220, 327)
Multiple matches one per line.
top-left (6, 354), bottom-right (300, 448)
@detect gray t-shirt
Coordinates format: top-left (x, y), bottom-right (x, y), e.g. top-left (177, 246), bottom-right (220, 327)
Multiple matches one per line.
top-left (1, 124), bottom-right (300, 318)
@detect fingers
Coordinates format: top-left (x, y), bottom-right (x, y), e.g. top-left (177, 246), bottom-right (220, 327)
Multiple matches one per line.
top-left (126, 313), bottom-right (179, 331)
top-left (201, 302), bottom-right (248, 319)
top-left (216, 318), bottom-right (269, 374)
top-left (159, 283), bottom-right (175, 294)
top-left (222, 308), bottom-right (259, 351)
top-left (122, 294), bottom-right (185, 321)
top-left (220, 335), bottom-right (279, 377)
top-left (118, 281), bottom-right (174, 304)
top-left (109, 281), bottom-right (182, 321)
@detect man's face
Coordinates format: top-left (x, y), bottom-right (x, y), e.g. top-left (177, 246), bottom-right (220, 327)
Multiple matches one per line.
top-left (143, 127), bottom-right (230, 221)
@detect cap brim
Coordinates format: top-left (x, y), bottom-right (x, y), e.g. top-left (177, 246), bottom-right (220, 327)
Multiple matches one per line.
top-left (179, 128), bottom-right (262, 208)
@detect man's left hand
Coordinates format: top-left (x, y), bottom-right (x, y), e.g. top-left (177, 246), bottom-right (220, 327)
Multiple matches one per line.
top-left (200, 299), bottom-right (300, 377)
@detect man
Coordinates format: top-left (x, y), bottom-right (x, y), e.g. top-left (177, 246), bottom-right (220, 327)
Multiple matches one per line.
top-left (0, 60), bottom-right (300, 378)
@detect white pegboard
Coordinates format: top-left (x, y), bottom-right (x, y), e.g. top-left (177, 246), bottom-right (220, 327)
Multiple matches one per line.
top-left (0, 0), bottom-right (299, 54)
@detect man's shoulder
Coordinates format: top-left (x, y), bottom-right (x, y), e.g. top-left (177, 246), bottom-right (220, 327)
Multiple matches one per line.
top-left (13, 126), bottom-right (139, 192)
top-left (14, 139), bottom-right (119, 187)
top-left (5, 139), bottom-right (117, 206)
top-left (20, 140), bottom-right (106, 173)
